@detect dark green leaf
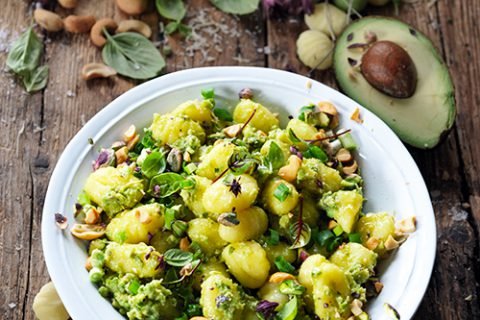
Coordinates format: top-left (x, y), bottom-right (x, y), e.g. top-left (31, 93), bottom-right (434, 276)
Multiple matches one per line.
top-left (303, 145), bottom-right (328, 162)
top-left (289, 220), bottom-right (311, 249)
top-left (274, 256), bottom-right (295, 274)
top-left (141, 151), bottom-right (166, 178)
top-left (266, 141), bottom-right (285, 170)
top-left (266, 228), bottom-right (279, 246)
top-left (315, 229), bottom-right (334, 246)
top-left (287, 129), bottom-right (301, 143)
top-left (298, 105), bottom-right (315, 122)
top-left (201, 88), bottom-right (215, 99)
top-left (156, 0), bottom-right (187, 21)
top-left (348, 232), bottom-right (362, 243)
top-left (227, 149), bottom-right (258, 175)
top-left (274, 183), bottom-right (291, 202)
top-left (141, 130), bottom-right (156, 148)
top-left (149, 172), bottom-right (186, 198)
top-left (164, 207), bottom-right (176, 230)
top-left (279, 279), bottom-right (306, 296)
top-left (23, 65), bottom-right (49, 93)
top-left (163, 248), bottom-right (193, 267)
top-left (165, 21), bottom-right (179, 34)
top-left (276, 296), bottom-right (298, 320)
top-left (186, 304), bottom-right (202, 317)
top-left (213, 108), bottom-right (233, 121)
top-left (209, 0), bottom-right (260, 15)
top-left (102, 31), bottom-right (165, 80)
top-left (327, 236), bottom-right (343, 252)
top-left (177, 23), bottom-right (192, 37)
top-left (7, 26), bottom-right (43, 76)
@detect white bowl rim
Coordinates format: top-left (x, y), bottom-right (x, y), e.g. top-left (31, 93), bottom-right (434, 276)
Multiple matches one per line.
top-left (42, 66), bottom-right (436, 320)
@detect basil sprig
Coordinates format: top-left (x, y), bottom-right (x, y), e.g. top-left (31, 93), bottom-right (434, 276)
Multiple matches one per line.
top-left (141, 151), bottom-right (166, 178)
top-left (163, 249), bottom-right (193, 267)
top-left (6, 27), bottom-right (49, 93)
top-left (148, 172), bottom-right (194, 198)
top-left (102, 31), bottom-right (165, 80)
top-left (209, 0), bottom-right (260, 15)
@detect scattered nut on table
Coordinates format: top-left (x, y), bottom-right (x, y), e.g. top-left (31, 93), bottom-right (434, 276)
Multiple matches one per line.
top-left (116, 20), bottom-right (152, 38)
top-left (90, 18), bottom-right (118, 47)
top-left (116, 0), bottom-right (149, 15)
top-left (81, 63), bottom-right (117, 80)
top-left (58, 0), bottom-right (78, 9)
top-left (34, 9), bottom-right (64, 32)
top-left (64, 15), bottom-right (96, 33)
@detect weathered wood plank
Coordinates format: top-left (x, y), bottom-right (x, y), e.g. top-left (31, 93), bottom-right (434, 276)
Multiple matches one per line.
top-left (0, 1), bottom-right (42, 319)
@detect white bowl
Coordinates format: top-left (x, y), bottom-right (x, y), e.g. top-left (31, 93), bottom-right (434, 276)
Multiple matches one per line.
top-left (42, 67), bottom-right (435, 320)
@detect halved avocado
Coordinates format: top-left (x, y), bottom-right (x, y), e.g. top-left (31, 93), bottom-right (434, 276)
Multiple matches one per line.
top-left (333, 17), bottom-right (456, 149)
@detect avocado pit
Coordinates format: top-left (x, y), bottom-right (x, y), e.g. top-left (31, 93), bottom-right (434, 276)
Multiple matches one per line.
top-left (360, 40), bottom-right (417, 98)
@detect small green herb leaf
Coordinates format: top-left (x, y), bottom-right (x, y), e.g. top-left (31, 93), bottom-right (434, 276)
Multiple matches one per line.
top-left (279, 279), bottom-right (306, 296)
top-left (127, 279), bottom-right (141, 295)
top-left (348, 232), bottom-right (362, 243)
top-left (266, 228), bottom-right (279, 246)
top-left (163, 248), bottom-right (193, 267)
top-left (164, 207), bottom-right (176, 230)
top-left (227, 150), bottom-right (258, 175)
top-left (156, 0), bottom-right (187, 21)
top-left (289, 220), bottom-right (311, 249)
top-left (303, 145), bottom-right (328, 162)
top-left (287, 129), bottom-right (301, 143)
top-left (201, 88), bottom-right (215, 99)
top-left (149, 172), bottom-right (186, 198)
top-left (274, 256), bottom-right (295, 274)
top-left (298, 105), bottom-right (315, 122)
top-left (23, 65), bottom-right (49, 93)
top-left (165, 21), bottom-right (179, 34)
top-left (265, 141), bottom-right (285, 170)
top-left (141, 151), bottom-right (166, 178)
top-left (277, 296), bottom-right (298, 320)
top-left (213, 108), bottom-right (233, 121)
top-left (102, 31), bottom-right (165, 80)
top-left (7, 26), bottom-right (43, 76)
top-left (209, 0), bottom-right (260, 15)
top-left (274, 183), bottom-right (291, 202)
top-left (315, 229), bottom-right (334, 246)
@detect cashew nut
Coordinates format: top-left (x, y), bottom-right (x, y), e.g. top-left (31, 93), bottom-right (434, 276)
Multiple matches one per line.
top-left (71, 223), bottom-right (105, 240)
top-left (34, 9), bottom-right (64, 32)
top-left (269, 272), bottom-right (296, 284)
top-left (90, 18), bottom-right (118, 47)
top-left (278, 155), bottom-right (302, 183)
top-left (81, 63), bottom-right (117, 80)
top-left (342, 160), bottom-right (358, 175)
top-left (116, 0), bottom-right (149, 15)
top-left (115, 146), bottom-right (129, 164)
top-left (116, 20), bottom-right (152, 38)
top-left (336, 148), bottom-right (352, 163)
top-left (58, 0), bottom-right (78, 9)
top-left (84, 207), bottom-right (100, 225)
top-left (179, 237), bottom-right (190, 251)
top-left (64, 15), bottom-right (96, 33)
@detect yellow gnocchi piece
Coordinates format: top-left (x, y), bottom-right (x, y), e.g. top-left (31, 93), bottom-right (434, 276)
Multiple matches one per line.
top-left (222, 241), bottom-right (270, 289)
top-left (150, 113), bottom-right (205, 145)
top-left (262, 178), bottom-right (299, 216)
top-left (180, 175), bottom-right (211, 218)
top-left (218, 206), bottom-right (268, 243)
top-left (196, 141), bottom-right (236, 180)
top-left (106, 203), bottom-right (164, 244)
top-left (286, 118), bottom-right (319, 141)
top-left (192, 258), bottom-right (229, 291)
top-left (200, 273), bottom-right (245, 320)
top-left (187, 218), bottom-right (227, 256)
top-left (202, 174), bottom-right (259, 216)
top-left (171, 99), bottom-right (213, 123)
top-left (233, 99), bottom-right (279, 132)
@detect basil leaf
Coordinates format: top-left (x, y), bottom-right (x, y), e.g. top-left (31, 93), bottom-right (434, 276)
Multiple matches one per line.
top-left (348, 232), bottom-right (362, 243)
top-left (156, 0), bottom-right (186, 21)
top-left (201, 88), bottom-right (215, 99)
top-left (164, 249), bottom-right (193, 267)
top-left (287, 129), bottom-right (301, 143)
top-left (274, 256), bottom-right (295, 274)
top-left (228, 149), bottom-right (258, 175)
top-left (277, 296), bottom-right (298, 320)
top-left (165, 21), bottom-right (179, 34)
top-left (289, 220), bottom-right (311, 249)
top-left (7, 27), bottom-right (42, 76)
top-left (213, 108), bottom-right (233, 121)
top-left (23, 65), bottom-right (49, 93)
top-left (149, 172), bottom-right (186, 198)
top-left (266, 141), bottom-right (284, 170)
top-left (141, 130), bottom-right (156, 148)
top-left (279, 279), bottom-right (306, 296)
top-left (164, 207), bottom-right (176, 230)
top-left (209, 0), bottom-right (260, 15)
top-left (303, 145), bottom-right (328, 162)
top-left (298, 105), bottom-right (315, 122)
top-left (315, 229), bottom-right (334, 246)
top-left (102, 31), bottom-right (165, 80)
top-left (273, 183), bottom-right (291, 202)
top-left (142, 151), bottom-right (166, 178)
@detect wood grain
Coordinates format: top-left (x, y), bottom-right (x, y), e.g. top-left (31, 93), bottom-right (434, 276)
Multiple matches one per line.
top-left (0, 0), bottom-right (479, 319)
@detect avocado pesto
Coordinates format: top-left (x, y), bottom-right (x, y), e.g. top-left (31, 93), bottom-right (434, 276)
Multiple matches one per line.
top-left (71, 88), bottom-right (415, 320)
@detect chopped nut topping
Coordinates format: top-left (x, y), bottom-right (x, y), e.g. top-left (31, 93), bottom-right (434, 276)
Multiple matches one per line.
top-left (328, 220), bottom-right (338, 230)
top-left (135, 210), bottom-right (152, 224)
top-left (71, 223), bottom-right (105, 240)
top-left (374, 281), bottom-right (384, 293)
top-left (115, 146), bottom-right (129, 165)
top-left (85, 257), bottom-right (93, 271)
top-left (336, 148), bottom-right (353, 163)
top-left (179, 237), bottom-right (190, 251)
top-left (396, 216), bottom-right (416, 233)
top-left (126, 134), bottom-right (140, 150)
top-left (350, 299), bottom-right (363, 316)
top-left (84, 207), bottom-right (100, 225)
top-left (123, 125), bottom-right (137, 142)
top-left (350, 107), bottom-right (363, 124)
top-left (317, 102), bottom-right (338, 116)
top-left (366, 237), bottom-right (380, 250)
top-left (278, 155), bottom-right (302, 183)
top-left (342, 160), bottom-right (358, 175)
top-left (384, 235), bottom-right (399, 250)
top-left (223, 124), bottom-right (243, 138)
top-left (269, 272), bottom-right (296, 284)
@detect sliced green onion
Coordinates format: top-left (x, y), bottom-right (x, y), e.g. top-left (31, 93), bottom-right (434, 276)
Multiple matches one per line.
top-left (184, 162), bottom-right (197, 175)
top-left (274, 256), bottom-right (295, 274)
top-left (201, 88), bottom-right (214, 100)
top-left (128, 279), bottom-right (141, 295)
top-left (303, 145), bottom-right (328, 162)
top-left (348, 232), bottom-right (362, 243)
top-left (333, 224), bottom-right (343, 236)
top-left (274, 183), bottom-right (291, 202)
top-left (266, 228), bottom-right (280, 246)
top-left (316, 229), bottom-right (334, 246)
top-left (339, 132), bottom-right (357, 150)
top-left (213, 108), bottom-right (233, 121)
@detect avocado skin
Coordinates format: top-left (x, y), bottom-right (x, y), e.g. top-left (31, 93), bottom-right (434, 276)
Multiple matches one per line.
top-left (333, 16), bottom-right (456, 149)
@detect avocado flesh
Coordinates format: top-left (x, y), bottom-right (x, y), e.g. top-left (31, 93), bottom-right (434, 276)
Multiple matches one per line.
top-left (334, 17), bottom-right (456, 149)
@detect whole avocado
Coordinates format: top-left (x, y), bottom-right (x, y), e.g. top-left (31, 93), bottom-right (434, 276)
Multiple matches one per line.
top-left (333, 17), bottom-right (456, 149)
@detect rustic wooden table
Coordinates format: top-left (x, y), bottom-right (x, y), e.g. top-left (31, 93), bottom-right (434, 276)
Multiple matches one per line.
top-left (1, 0), bottom-right (479, 319)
